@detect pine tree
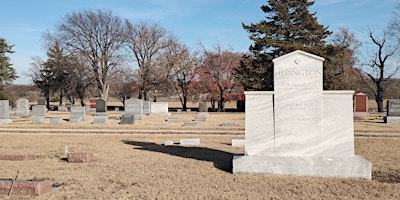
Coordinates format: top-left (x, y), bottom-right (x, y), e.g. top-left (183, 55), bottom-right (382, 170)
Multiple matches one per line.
top-left (234, 0), bottom-right (333, 90)
top-left (0, 37), bottom-right (18, 89)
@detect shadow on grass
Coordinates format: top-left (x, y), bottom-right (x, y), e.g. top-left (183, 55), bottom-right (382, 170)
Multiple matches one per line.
top-left (373, 169), bottom-right (400, 183)
top-left (123, 140), bottom-right (233, 173)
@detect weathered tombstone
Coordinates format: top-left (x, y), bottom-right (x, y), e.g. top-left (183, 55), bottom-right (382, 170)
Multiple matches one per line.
top-left (180, 138), bottom-right (200, 145)
top-left (32, 117), bottom-right (45, 124)
top-left (198, 102), bottom-right (209, 117)
top-left (93, 99), bottom-right (108, 124)
top-left (150, 102), bottom-right (170, 115)
top-left (30, 105), bottom-right (47, 116)
top-left (194, 117), bottom-right (206, 122)
top-left (143, 101), bottom-right (150, 114)
top-left (232, 50), bottom-right (371, 179)
top-left (183, 122), bottom-right (197, 126)
top-left (0, 100), bottom-right (12, 124)
top-left (167, 117), bottom-right (180, 122)
top-left (37, 98), bottom-right (46, 105)
top-left (120, 114), bottom-right (134, 124)
top-left (15, 98), bottom-right (30, 117)
top-left (384, 99), bottom-right (400, 123)
top-left (354, 93), bottom-right (369, 120)
top-left (164, 140), bottom-right (174, 146)
top-left (69, 106), bottom-right (87, 123)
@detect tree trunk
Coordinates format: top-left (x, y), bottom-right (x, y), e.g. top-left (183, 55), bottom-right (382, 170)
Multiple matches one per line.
top-left (183, 96), bottom-right (187, 111)
top-left (59, 92), bottom-right (63, 106)
top-left (46, 95), bottom-right (50, 110)
top-left (376, 82), bottom-right (384, 112)
top-left (218, 87), bottom-right (225, 112)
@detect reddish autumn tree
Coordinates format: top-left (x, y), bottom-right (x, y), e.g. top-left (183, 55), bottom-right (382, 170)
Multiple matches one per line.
top-left (196, 46), bottom-right (244, 111)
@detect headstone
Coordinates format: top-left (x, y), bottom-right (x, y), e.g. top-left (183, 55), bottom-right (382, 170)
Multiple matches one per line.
top-left (177, 109), bottom-right (182, 112)
top-left (232, 50), bottom-right (371, 179)
top-left (384, 99), bottom-right (400, 123)
top-left (221, 122), bottom-right (236, 127)
top-left (95, 99), bottom-right (106, 113)
top-left (15, 98), bottom-right (30, 117)
top-left (180, 138), bottom-right (200, 145)
top-left (198, 102), bottom-right (208, 112)
top-left (50, 117), bottom-right (63, 124)
top-left (68, 106), bottom-right (87, 123)
top-left (231, 139), bottom-right (245, 147)
top-left (120, 114), bottom-right (134, 124)
top-left (37, 98), bottom-right (46, 105)
top-left (164, 140), bottom-right (174, 146)
top-left (194, 117), bottom-right (206, 122)
top-left (354, 93), bottom-right (368, 112)
top-left (0, 100), bottom-right (12, 124)
top-left (30, 105), bottom-right (47, 116)
top-left (150, 102), bottom-right (170, 115)
top-left (143, 101), bottom-right (150, 114)
top-left (32, 117), bottom-right (45, 124)
top-left (183, 122), bottom-right (197, 126)
top-left (198, 112), bottom-right (209, 117)
top-left (124, 99), bottom-right (143, 120)
top-left (89, 98), bottom-right (97, 112)
top-left (167, 117), bottom-right (180, 122)
top-left (66, 102), bottom-right (72, 112)
top-left (93, 99), bottom-right (108, 124)
top-left (67, 152), bottom-right (93, 163)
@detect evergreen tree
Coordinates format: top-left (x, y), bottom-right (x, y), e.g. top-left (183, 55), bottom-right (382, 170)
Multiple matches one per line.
top-left (0, 37), bottom-right (18, 89)
top-left (235, 0), bottom-right (334, 90)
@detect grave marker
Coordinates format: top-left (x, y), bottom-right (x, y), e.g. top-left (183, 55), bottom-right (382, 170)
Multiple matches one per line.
top-left (0, 100), bottom-right (12, 124)
top-left (150, 102), bottom-right (170, 115)
top-left (384, 99), bottom-right (400, 123)
top-left (15, 98), bottom-right (30, 117)
top-left (30, 105), bottom-right (47, 116)
top-left (93, 99), bottom-right (108, 124)
top-left (233, 50), bottom-right (371, 179)
top-left (69, 106), bottom-right (87, 123)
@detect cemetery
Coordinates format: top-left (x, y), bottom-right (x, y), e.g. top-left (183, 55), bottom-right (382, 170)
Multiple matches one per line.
top-left (0, 51), bottom-right (398, 199)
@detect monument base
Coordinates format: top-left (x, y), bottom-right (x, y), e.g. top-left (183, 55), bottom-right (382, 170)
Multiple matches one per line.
top-left (232, 154), bottom-right (371, 180)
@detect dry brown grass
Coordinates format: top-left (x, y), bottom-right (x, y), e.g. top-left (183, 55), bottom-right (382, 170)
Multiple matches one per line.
top-left (0, 111), bottom-right (399, 199)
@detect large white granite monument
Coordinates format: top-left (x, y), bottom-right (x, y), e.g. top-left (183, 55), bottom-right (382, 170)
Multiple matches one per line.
top-left (233, 50), bottom-right (371, 179)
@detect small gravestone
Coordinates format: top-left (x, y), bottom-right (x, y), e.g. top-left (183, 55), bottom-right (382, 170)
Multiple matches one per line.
top-left (30, 105), bottom-right (47, 116)
top-left (231, 139), bottom-right (245, 147)
top-left (93, 99), bottom-right (108, 124)
top-left (69, 106), bottom-right (87, 123)
top-left (89, 98), bottom-right (97, 112)
top-left (15, 98), bottom-right (30, 117)
top-left (67, 152), bottom-right (93, 163)
top-left (177, 109), bottom-right (182, 112)
top-left (194, 117), bottom-right (206, 122)
top-left (180, 138), bottom-right (200, 146)
top-left (32, 117), bottom-right (45, 124)
top-left (354, 93), bottom-right (369, 119)
top-left (0, 100), bottom-right (12, 124)
top-left (221, 122), bottom-right (236, 127)
top-left (150, 102), bottom-right (170, 115)
top-left (384, 99), bottom-right (400, 123)
top-left (233, 50), bottom-right (371, 179)
top-left (167, 117), bottom-right (180, 122)
top-left (164, 140), bottom-right (174, 146)
top-left (198, 112), bottom-right (209, 117)
top-left (183, 122), bottom-right (197, 126)
top-left (198, 102), bottom-right (208, 117)
top-left (37, 98), bottom-right (46, 105)
top-left (143, 101), bottom-right (150, 114)
top-left (50, 117), bottom-right (63, 124)
top-left (120, 114), bottom-right (134, 124)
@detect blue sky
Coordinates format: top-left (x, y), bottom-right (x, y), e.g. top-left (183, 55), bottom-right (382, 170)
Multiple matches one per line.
top-left (0, 0), bottom-right (398, 84)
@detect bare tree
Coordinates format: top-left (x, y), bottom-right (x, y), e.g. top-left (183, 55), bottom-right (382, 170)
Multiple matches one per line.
top-left (109, 66), bottom-right (139, 105)
top-left (362, 31), bottom-right (400, 112)
top-left (47, 9), bottom-right (126, 100)
top-left (161, 40), bottom-right (200, 111)
top-left (125, 21), bottom-right (172, 100)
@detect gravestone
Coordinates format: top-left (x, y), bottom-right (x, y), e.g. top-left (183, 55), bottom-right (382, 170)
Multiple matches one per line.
top-left (125, 99), bottom-right (144, 120)
top-left (93, 99), bottom-right (108, 124)
top-left (120, 114), bottom-right (134, 124)
top-left (180, 138), bottom-right (200, 146)
top-left (50, 117), bottom-right (63, 124)
top-left (143, 101), bottom-right (150, 114)
top-left (198, 102), bottom-right (209, 117)
top-left (183, 122), bottom-right (197, 126)
top-left (167, 117), bottom-right (180, 122)
top-left (69, 106), bottom-right (87, 123)
top-left (89, 98), bottom-right (97, 112)
top-left (354, 93), bottom-right (369, 119)
top-left (15, 98), bottom-right (30, 117)
top-left (231, 139), bottom-right (245, 147)
top-left (37, 98), bottom-right (46, 105)
top-left (384, 99), bottom-right (400, 123)
top-left (32, 117), bottom-right (45, 124)
top-left (232, 50), bottom-right (371, 179)
top-left (150, 102), bottom-right (170, 115)
top-left (66, 101), bottom-right (72, 112)
top-left (0, 100), bottom-right (12, 124)
top-left (30, 105), bottom-right (47, 116)
top-left (194, 117), bottom-right (206, 122)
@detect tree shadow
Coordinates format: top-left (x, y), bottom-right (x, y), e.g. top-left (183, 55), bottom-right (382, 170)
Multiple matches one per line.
top-left (123, 140), bottom-right (233, 173)
top-left (373, 169), bottom-right (400, 183)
